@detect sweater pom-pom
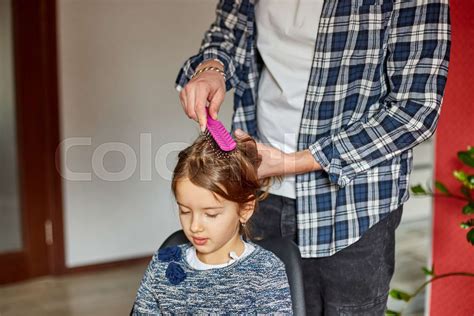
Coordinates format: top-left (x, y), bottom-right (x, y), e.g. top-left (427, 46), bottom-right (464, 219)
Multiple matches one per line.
top-left (166, 262), bottom-right (186, 285)
top-left (158, 246), bottom-right (182, 262)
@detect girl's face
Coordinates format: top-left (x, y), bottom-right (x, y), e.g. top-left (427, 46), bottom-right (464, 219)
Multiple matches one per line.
top-left (175, 177), bottom-right (254, 265)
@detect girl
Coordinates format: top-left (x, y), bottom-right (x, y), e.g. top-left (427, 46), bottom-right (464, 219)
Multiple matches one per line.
top-left (132, 134), bottom-right (293, 315)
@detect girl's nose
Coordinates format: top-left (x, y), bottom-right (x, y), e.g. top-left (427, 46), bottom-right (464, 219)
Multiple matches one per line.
top-left (190, 215), bottom-right (203, 233)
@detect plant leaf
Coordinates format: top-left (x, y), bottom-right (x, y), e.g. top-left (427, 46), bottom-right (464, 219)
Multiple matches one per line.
top-left (453, 171), bottom-right (468, 183)
top-left (462, 202), bottom-right (474, 215)
top-left (435, 181), bottom-right (450, 195)
top-left (458, 151), bottom-right (474, 168)
top-left (385, 310), bottom-right (401, 316)
top-left (467, 228), bottom-right (474, 246)
top-left (461, 186), bottom-right (473, 201)
top-left (422, 266), bottom-right (434, 276)
top-left (411, 184), bottom-right (427, 195)
top-left (389, 289), bottom-right (411, 302)
top-left (467, 146), bottom-right (474, 155)
top-left (460, 219), bottom-right (474, 229)
top-left (468, 176), bottom-right (474, 189)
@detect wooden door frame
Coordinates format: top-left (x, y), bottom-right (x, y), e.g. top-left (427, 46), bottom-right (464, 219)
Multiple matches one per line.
top-left (0, 0), bottom-right (65, 284)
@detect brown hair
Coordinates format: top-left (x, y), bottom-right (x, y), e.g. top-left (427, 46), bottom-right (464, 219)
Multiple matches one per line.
top-left (171, 134), bottom-right (272, 238)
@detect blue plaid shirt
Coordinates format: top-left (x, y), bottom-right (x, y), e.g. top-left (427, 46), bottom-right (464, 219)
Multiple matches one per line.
top-left (175, 0), bottom-right (450, 257)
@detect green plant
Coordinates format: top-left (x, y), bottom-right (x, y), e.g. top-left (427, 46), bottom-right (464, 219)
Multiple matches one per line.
top-left (411, 145), bottom-right (474, 245)
top-left (386, 266), bottom-right (474, 316)
top-left (386, 145), bottom-right (474, 315)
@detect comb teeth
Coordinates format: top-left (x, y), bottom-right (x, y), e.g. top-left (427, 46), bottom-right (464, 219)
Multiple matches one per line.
top-left (205, 108), bottom-right (237, 152)
top-left (204, 131), bottom-right (233, 159)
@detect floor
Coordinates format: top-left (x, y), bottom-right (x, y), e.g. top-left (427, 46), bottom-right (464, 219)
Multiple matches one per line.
top-left (0, 263), bottom-right (144, 316)
top-left (0, 220), bottom-right (429, 316)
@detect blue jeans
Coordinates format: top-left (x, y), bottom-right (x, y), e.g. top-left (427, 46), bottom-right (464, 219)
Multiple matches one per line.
top-left (249, 193), bottom-right (403, 315)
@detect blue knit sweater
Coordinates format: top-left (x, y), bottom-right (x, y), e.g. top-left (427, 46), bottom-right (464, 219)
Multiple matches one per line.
top-left (132, 243), bottom-right (293, 315)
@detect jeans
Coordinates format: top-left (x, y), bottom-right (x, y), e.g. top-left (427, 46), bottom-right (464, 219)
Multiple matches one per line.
top-left (249, 193), bottom-right (403, 315)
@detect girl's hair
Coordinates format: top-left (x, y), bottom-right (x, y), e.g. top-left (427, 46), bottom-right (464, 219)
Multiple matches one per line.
top-left (171, 134), bottom-right (272, 238)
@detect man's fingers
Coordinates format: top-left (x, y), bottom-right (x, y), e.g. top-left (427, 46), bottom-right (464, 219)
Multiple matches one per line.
top-left (186, 87), bottom-right (197, 121)
top-left (179, 91), bottom-right (188, 112)
top-left (195, 87), bottom-right (210, 132)
top-left (195, 105), bottom-right (207, 133)
top-left (180, 79), bottom-right (220, 130)
top-left (208, 89), bottom-right (225, 120)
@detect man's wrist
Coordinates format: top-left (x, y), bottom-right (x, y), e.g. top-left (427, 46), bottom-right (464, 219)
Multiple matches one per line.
top-left (196, 59), bottom-right (224, 72)
top-left (191, 66), bottom-right (226, 81)
top-left (283, 150), bottom-right (322, 176)
top-left (191, 59), bottom-right (226, 82)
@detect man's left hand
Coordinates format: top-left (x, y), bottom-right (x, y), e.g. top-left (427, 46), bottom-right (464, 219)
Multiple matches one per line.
top-left (234, 129), bottom-right (322, 179)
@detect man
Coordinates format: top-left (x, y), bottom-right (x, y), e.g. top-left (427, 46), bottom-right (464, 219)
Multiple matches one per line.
top-left (175, 0), bottom-right (450, 314)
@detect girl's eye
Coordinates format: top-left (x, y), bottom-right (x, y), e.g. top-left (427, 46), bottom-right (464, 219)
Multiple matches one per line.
top-left (179, 209), bottom-right (190, 215)
top-left (205, 213), bottom-right (219, 218)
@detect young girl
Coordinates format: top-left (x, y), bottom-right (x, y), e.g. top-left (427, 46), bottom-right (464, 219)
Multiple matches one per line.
top-left (132, 134), bottom-right (292, 314)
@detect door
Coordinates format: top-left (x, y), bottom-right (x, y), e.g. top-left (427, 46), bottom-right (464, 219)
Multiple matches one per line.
top-left (0, 0), bottom-right (64, 284)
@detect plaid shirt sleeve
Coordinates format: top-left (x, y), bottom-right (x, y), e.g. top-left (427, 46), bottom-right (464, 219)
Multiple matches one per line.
top-left (175, 0), bottom-right (242, 92)
top-left (309, 0), bottom-right (451, 188)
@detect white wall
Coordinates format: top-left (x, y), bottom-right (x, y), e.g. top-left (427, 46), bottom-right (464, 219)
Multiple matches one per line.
top-left (58, 0), bottom-right (235, 267)
top-left (57, 0), bottom-right (434, 268)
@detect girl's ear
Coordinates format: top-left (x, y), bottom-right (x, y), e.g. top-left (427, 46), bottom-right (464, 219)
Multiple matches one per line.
top-left (239, 198), bottom-right (256, 224)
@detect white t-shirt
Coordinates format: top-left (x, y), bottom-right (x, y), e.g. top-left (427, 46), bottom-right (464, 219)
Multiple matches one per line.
top-left (255, 0), bottom-right (324, 199)
top-left (186, 241), bottom-right (255, 270)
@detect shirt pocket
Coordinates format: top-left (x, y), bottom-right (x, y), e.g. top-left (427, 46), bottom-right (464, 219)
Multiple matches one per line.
top-left (351, 0), bottom-right (393, 25)
top-left (347, 0), bottom-right (393, 59)
top-left (354, 0), bottom-right (393, 9)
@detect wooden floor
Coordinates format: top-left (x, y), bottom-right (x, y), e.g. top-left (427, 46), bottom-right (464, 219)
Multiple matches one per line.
top-left (0, 223), bottom-right (428, 316)
top-left (0, 262), bottom-right (146, 316)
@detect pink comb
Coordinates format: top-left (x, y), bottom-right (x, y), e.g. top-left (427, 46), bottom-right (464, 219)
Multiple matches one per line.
top-left (205, 108), bottom-right (237, 152)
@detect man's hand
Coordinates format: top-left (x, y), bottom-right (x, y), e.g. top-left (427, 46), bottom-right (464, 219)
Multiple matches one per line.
top-left (234, 129), bottom-right (322, 179)
top-left (179, 60), bottom-right (226, 132)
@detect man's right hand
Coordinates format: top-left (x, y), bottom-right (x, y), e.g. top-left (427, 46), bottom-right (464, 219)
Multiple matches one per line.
top-left (179, 60), bottom-right (226, 132)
